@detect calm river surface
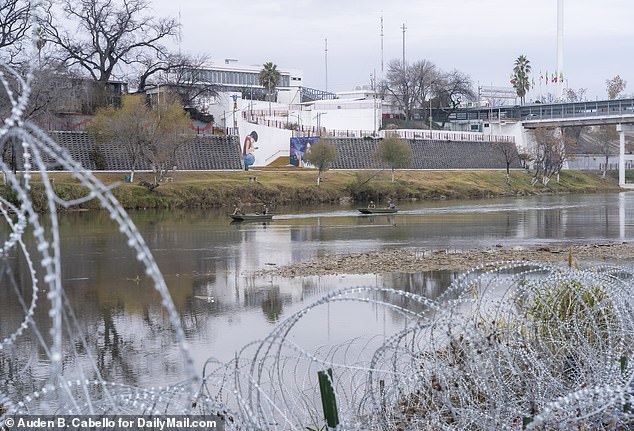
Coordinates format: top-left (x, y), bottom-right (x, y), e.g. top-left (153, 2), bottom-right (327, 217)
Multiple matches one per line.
top-left (3, 192), bottom-right (634, 389)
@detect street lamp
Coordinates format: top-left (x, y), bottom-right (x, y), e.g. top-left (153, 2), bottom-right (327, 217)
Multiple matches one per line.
top-left (221, 109), bottom-right (241, 135)
top-left (232, 94), bottom-right (238, 134)
top-left (314, 112), bottom-right (327, 136)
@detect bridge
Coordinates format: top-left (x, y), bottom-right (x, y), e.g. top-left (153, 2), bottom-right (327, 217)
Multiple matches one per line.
top-left (451, 99), bottom-right (634, 188)
top-left (451, 98), bottom-right (634, 127)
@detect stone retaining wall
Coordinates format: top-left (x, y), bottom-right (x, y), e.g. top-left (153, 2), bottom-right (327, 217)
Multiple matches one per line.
top-left (2, 132), bottom-right (520, 171)
top-left (329, 138), bottom-right (522, 170)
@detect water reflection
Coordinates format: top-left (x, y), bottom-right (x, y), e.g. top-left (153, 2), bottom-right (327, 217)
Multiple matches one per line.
top-left (2, 193), bottom-right (634, 388)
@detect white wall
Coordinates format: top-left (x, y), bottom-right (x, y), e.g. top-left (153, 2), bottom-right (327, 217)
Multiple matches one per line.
top-left (311, 99), bottom-right (380, 133)
top-left (277, 87), bottom-right (302, 105)
top-left (488, 121), bottom-right (528, 152)
top-left (208, 93), bottom-right (293, 167)
top-left (238, 117), bottom-right (292, 167)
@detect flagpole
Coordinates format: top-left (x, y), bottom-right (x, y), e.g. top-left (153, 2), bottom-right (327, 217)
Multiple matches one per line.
top-left (556, 0), bottom-right (564, 101)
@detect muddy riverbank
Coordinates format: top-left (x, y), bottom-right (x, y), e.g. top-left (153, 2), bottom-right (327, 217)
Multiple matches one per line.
top-left (255, 242), bottom-right (634, 277)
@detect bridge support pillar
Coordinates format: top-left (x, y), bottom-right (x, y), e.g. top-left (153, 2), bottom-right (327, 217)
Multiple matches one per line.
top-left (619, 125), bottom-right (625, 186)
top-left (617, 124), bottom-right (634, 187)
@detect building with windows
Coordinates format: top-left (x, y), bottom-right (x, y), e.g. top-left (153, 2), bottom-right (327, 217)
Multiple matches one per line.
top-left (191, 59), bottom-right (304, 105)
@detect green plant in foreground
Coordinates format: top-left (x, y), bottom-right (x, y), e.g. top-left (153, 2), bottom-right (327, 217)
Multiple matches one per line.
top-left (524, 275), bottom-right (615, 348)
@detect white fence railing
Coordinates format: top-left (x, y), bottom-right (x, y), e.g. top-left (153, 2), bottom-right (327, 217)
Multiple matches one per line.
top-left (241, 112), bottom-right (515, 143)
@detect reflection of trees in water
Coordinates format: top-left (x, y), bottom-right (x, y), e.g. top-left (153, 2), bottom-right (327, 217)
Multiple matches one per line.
top-left (533, 207), bottom-right (563, 238)
top-left (0, 251), bottom-right (191, 389)
top-left (188, 275), bottom-right (292, 325)
top-left (261, 287), bottom-right (283, 323)
top-left (381, 271), bottom-right (460, 317)
top-left (0, 251), bottom-right (45, 399)
top-left (97, 303), bottom-right (138, 386)
top-left (383, 271), bottom-right (457, 298)
top-left (243, 284), bottom-right (290, 323)
top-left (299, 276), bottom-right (342, 298)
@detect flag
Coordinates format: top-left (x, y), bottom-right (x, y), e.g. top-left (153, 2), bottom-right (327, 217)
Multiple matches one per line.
top-left (545, 71), bottom-right (548, 85)
top-left (552, 75), bottom-right (558, 83)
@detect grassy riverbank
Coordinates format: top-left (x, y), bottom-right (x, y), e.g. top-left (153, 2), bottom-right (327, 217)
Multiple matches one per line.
top-left (1, 168), bottom-right (621, 211)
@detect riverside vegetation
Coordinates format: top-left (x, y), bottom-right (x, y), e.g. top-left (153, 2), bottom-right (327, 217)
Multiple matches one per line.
top-left (0, 168), bottom-right (621, 212)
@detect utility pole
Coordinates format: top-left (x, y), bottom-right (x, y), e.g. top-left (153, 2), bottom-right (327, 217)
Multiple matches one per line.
top-left (380, 14), bottom-right (384, 79)
top-left (371, 71), bottom-right (377, 135)
top-left (325, 38), bottom-right (328, 93)
top-left (401, 23), bottom-right (406, 66)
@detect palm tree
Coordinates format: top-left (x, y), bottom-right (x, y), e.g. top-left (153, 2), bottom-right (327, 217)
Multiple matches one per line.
top-left (259, 62), bottom-right (281, 115)
top-left (511, 55), bottom-right (531, 105)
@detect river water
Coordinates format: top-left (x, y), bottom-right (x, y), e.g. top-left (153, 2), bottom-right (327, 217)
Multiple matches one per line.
top-left (2, 192), bottom-right (634, 390)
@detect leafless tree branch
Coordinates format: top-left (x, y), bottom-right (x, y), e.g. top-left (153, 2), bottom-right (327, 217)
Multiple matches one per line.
top-left (0, 0), bottom-right (31, 63)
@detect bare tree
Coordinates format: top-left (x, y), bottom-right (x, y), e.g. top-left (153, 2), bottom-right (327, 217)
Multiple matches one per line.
top-left (410, 59), bottom-right (438, 122)
top-left (135, 50), bottom-right (178, 93)
top-left (159, 54), bottom-right (219, 121)
top-left (134, 52), bottom-right (218, 121)
top-left (384, 59), bottom-right (418, 124)
top-left (531, 127), bottom-right (576, 185)
top-left (494, 141), bottom-right (518, 184)
top-left (384, 58), bottom-right (473, 128)
top-left (434, 69), bottom-right (475, 128)
top-left (606, 75), bottom-right (627, 100)
top-left (563, 87), bottom-right (588, 103)
top-left (88, 91), bottom-right (192, 182)
top-left (0, 0), bottom-right (31, 63)
top-left (144, 89), bottom-right (193, 181)
top-left (40, 0), bottom-right (178, 96)
top-left (87, 94), bottom-right (149, 182)
top-left (588, 125), bottom-right (618, 177)
top-left (0, 60), bottom-right (77, 128)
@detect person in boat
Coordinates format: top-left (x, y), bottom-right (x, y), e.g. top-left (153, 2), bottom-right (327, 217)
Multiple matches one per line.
top-left (262, 205), bottom-right (268, 215)
top-left (368, 201), bottom-right (376, 209)
top-left (232, 205), bottom-right (243, 215)
top-left (388, 199), bottom-right (396, 210)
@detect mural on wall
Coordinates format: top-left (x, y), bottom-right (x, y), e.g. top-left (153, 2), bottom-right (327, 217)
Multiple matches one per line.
top-left (243, 131), bottom-right (258, 170)
top-left (289, 137), bottom-right (319, 167)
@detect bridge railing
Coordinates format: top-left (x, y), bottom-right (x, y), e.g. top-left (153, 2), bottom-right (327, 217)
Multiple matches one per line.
top-left (379, 129), bottom-right (515, 143)
top-left (452, 98), bottom-right (634, 123)
top-left (520, 98), bottom-right (634, 121)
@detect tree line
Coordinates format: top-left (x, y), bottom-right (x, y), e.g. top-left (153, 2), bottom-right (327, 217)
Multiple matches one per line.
top-left (0, 0), bottom-right (218, 124)
top-left (381, 59), bottom-right (475, 128)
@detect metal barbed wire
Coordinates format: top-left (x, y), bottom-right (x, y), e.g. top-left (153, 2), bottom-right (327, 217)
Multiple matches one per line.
top-left (2, 57), bottom-right (634, 430)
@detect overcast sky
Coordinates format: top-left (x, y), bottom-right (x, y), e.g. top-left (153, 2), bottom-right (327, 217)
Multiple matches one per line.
top-left (152, 0), bottom-right (634, 101)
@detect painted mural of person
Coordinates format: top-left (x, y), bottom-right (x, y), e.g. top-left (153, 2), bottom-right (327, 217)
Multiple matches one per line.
top-left (293, 139), bottom-right (312, 167)
top-left (243, 131), bottom-right (258, 171)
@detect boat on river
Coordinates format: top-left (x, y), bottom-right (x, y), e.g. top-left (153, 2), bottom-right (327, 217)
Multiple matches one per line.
top-left (357, 207), bottom-right (398, 214)
top-left (229, 213), bottom-right (273, 222)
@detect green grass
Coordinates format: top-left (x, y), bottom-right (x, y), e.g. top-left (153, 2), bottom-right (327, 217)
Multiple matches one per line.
top-left (0, 169), bottom-right (621, 212)
top-left (609, 169), bottom-right (634, 182)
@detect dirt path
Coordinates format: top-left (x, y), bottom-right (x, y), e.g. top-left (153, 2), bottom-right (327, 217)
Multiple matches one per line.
top-left (255, 242), bottom-right (634, 277)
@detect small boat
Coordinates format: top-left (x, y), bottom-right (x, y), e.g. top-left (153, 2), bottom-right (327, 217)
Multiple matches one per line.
top-left (357, 207), bottom-right (398, 214)
top-left (229, 213), bottom-right (273, 222)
